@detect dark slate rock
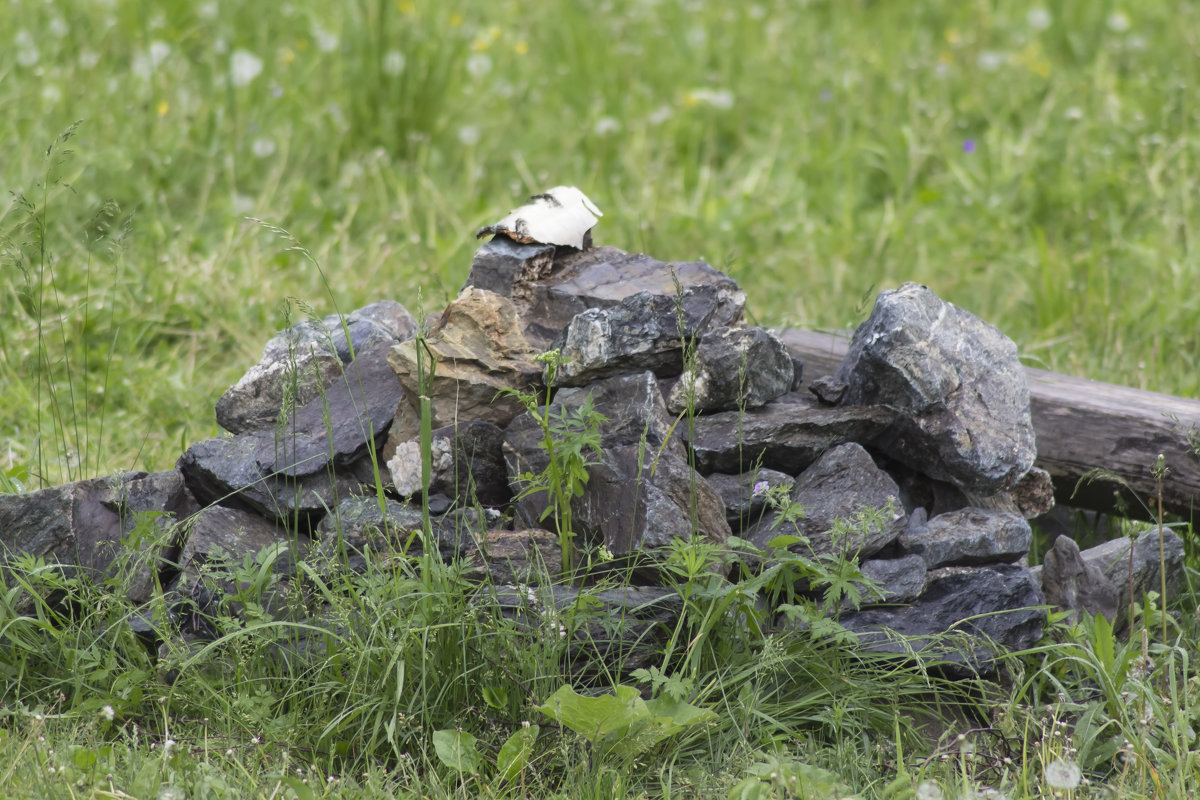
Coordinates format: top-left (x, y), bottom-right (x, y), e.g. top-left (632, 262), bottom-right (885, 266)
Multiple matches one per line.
top-left (898, 507), bottom-right (1032, 569)
top-left (217, 300), bottom-right (416, 434)
top-left (553, 289), bottom-right (745, 387)
top-left (705, 468), bottom-right (794, 529)
top-left (386, 420), bottom-right (508, 507)
top-left (666, 327), bottom-right (794, 413)
top-left (468, 243), bottom-right (745, 351)
top-left (747, 443), bottom-right (905, 560)
top-left (835, 282), bottom-right (1036, 494)
top-left (856, 554), bottom-right (928, 605)
top-left (178, 433), bottom-right (365, 522)
top-left (0, 471), bottom-right (191, 604)
top-left (460, 528), bottom-right (561, 584)
top-left (488, 583), bottom-right (682, 672)
top-left (255, 344), bottom-right (401, 478)
top-left (838, 564), bottom-right (1046, 677)
top-left (504, 372), bottom-right (729, 557)
top-left (1039, 534), bottom-right (1118, 623)
top-left (808, 374), bottom-right (847, 405)
top-left (1078, 528), bottom-right (1185, 624)
top-left (684, 391), bottom-right (894, 475)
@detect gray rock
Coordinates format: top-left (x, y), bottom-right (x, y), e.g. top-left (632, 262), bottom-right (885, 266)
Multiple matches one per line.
top-left (461, 529), bottom-right (562, 584)
top-left (748, 443), bottom-right (905, 560)
top-left (256, 344), bottom-right (402, 478)
top-left (553, 289), bottom-right (738, 387)
top-left (667, 327), bottom-right (794, 413)
top-left (705, 468), bottom-right (794, 530)
top-left (217, 300), bottom-right (416, 434)
top-left (685, 391), bottom-right (895, 475)
top-left (178, 433), bottom-right (365, 522)
top-left (835, 282), bottom-right (1036, 494)
top-left (504, 372), bottom-right (729, 558)
top-left (1078, 528), bottom-right (1185, 624)
top-left (898, 508), bottom-right (1032, 569)
top-left (0, 471), bottom-right (191, 604)
top-left (467, 243), bottom-right (745, 351)
top-left (857, 554), bottom-right (928, 605)
top-left (387, 420), bottom-right (509, 508)
top-left (1040, 534), bottom-right (1119, 623)
top-left (838, 564), bottom-right (1046, 676)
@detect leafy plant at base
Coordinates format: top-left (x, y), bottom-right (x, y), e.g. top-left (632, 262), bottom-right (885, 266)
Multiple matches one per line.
top-left (502, 349), bottom-right (606, 575)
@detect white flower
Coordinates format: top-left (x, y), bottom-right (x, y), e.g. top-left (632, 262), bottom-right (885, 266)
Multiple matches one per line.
top-left (312, 25), bottom-right (339, 53)
top-left (457, 125), bottom-right (481, 146)
top-left (915, 781), bottom-right (944, 800)
top-left (230, 50), bottom-right (263, 87)
top-left (382, 50), bottom-right (406, 76)
top-left (1107, 11), bottom-right (1131, 33)
top-left (1064, 106), bottom-right (1084, 121)
top-left (1027, 8), bottom-right (1052, 30)
top-left (162, 739), bottom-right (176, 757)
top-left (251, 137), bottom-right (276, 158)
top-left (197, 2), bottom-right (219, 20)
top-left (466, 52), bottom-right (492, 78)
top-left (79, 50), bottom-right (100, 69)
top-left (647, 105), bottom-right (673, 125)
top-left (41, 85), bottom-right (62, 103)
top-left (15, 30), bottom-right (39, 67)
top-left (593, 116), bottom-right (620, 136)
top-left (688, 88), bottom-right (734, 109)
top-left (100, 705), bottom-right (115, 721)
top-left (48, 17), bottom-right (69, 38)
top-left (977, 50), bottom-right (1007, 71)
top-left (1044, 758), bottom-right (1082, 790)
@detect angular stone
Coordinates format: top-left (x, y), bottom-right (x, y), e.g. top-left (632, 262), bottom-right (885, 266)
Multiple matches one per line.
top-left (504, 372), bottom-right (729, 557)
top-left (468, 243), bottom-right (745, 351)
top-left (1040, 534), bottom-right (1119, 623)
top-left (835, 282), bottom-right (1036, 494)
top-left (747, 443), bottom-right (905, 560)
top-left (684, 391), bottom-right (894, 475)
top-left (667, 327), bottom-right (794, 414)
top-left (460, 529), bottom-right (561, 584)
top-left (705, 468), bottom-right (794, 530)
top-left (388, 420), bottom-right (509, 507)
top-left (389, 287), bottom-right (541, 428)
top-left (256, 344), bottom-right (402, 478)
top-left (838, 564), bottom-right (1046, 676)
top-left (857, 554), bottom-right (928, 605)
top-left (898, 508), bottom-right (1032, 569)
top-left (1078, 528), bottom-right (1185, 623)
top-left (0, 471), bottom-right (191, 604)
top-left (178, 433), bottom-right (365, 522)
top-left (217, 300), bottom-right (416, 434)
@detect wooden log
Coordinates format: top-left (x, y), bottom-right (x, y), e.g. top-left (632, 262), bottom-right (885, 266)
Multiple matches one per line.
top-left (774, 328), bottom-right (1200, 521)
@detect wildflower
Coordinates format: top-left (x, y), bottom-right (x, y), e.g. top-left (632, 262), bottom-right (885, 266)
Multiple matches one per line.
top-left (1044, 758), bottom-right (1082, 790)
top-left (100, 705), bottom-right (115, 721)
top-left (49, 17), bottom-right (69, 37)
top-left (753, 480), bottom-right (769, 496)
top-left (230, 50), bottom-right (263, 86)
top-left (963, 139), bottom-right (976, 153)
top-left (312, 25), bottom-right (339, 53)
top-left (197, 2), bottom-right (219, 20)
top-left (79, 50), bottom-right (100, 69)
top-left (382, 50), bottom-right (406, 76)
top-left (457, 125), bottom-right (480, 146)
top-left (1064, 107), bottom-right (1084, 121)
top-left (251, 137), bottom-right (277, 158)
top-left (162, 739), bottom-right (176, 758)
top-left (466, 53), bottom-right (492, 78)
top-left (1027, 8), bottom-right (1052, 31)
top-left (157, 101), bottom-right (170, 116)
top-left (685, 88), bottom-right (734, 109)
top-left (976, 51), bottom-right (1006, 71)
top-left (1107, 11), bottom-right (1131, 33)
top-left (916, 781), bottom-right (944, 800)
top-left (647, 105), bottom-right (673, 125)
top-left (42, 85), bottom-right (62, 104)
top-left (514, 41), bottom-right (529, 55)
top-left (594, 117), bottom-right (620, 136)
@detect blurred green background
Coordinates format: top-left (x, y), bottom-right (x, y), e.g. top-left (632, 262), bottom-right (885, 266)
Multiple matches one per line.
top-left (3, 0), bottom-right (1197, 485)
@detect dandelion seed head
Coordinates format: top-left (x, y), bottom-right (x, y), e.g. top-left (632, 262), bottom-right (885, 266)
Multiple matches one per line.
top-left (916, 781), bottom-right (944, 800)
top-left (1027, 8), bottom-right (1052, 30)
top-left (252, 137), bottom-right (277, 158)
top-left (457, 125), bottom-right (480, 146)
top-left (594, 117), bottom-right (620, 136)
top-left (1107, 11), bottom-right (1131, 33)
top-left (466, 52), bottom-right (492, 78)
top-left (231, 50), bottom-right (263, 86)
top-left (1044, 758), bottom-right (1082, 790)
top-left (382, 50), bottom-right (406, 76)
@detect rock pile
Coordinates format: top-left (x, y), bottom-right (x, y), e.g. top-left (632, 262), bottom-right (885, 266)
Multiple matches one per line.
top-left (0, 191), bottom-right (1184, 678)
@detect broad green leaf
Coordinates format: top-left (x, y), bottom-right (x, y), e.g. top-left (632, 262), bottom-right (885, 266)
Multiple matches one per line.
top-left (481, 686), bottom-right (508, 710)
top-left (432, 729), bottom-right (481, 774)
top-left (496, 724), bottom-right (539, 784)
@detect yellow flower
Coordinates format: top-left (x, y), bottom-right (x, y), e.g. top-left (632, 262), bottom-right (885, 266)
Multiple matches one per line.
top-left (471, 37), bottom-right (489, 52)
top-left (945, 27), bottom-right (960, 45)
top-left (1015, 41), bottom-right (1051, 77)
top-left (156, 100), bottom-right (169, 116)
top-left (398, 0), bottom-right (416, 14)
top-left (279, 46), bottom-right (295, 65)
top-left (449, 12), bottom-right (462, 27)
top-left (514, 41), bottom-right (529, 55)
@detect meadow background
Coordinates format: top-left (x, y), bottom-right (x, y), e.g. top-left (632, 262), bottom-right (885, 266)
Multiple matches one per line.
top-left (2, 1), bottom-right (1200, 799)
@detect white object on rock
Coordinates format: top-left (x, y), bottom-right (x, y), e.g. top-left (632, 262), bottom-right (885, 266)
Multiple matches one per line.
top-left (476, 185), bottom-right (602, 249)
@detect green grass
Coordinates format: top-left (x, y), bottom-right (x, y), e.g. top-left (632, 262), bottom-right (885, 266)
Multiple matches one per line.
top-left (3, 1), bottom-right (1200, 798)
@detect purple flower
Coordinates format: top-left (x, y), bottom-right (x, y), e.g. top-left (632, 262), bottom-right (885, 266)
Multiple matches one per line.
top-left (962, 138), bottom-right (976, 153)
top-left (752, 480), bottom-right (769, 496)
